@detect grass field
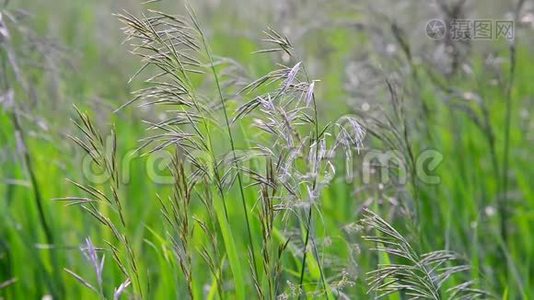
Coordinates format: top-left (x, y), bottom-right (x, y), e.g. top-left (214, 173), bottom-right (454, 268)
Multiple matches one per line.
top-left (1, 0), bottom-right (533, 299)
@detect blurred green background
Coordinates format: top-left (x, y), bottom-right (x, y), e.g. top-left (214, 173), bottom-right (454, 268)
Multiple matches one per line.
top-left (1, 0), bottom-right (533, 298)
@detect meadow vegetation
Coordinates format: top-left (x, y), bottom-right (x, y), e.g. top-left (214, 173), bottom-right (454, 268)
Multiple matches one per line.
top-left (1, 0), bottom-right (533, 299)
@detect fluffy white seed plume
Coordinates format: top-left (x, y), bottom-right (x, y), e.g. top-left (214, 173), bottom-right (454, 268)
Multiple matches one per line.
top-left (335, 116), bottom-right (366, 154)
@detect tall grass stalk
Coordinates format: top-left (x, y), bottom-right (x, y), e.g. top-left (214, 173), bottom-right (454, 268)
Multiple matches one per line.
top-left (234, 29), bottom-right (367, 296)
top-left (59, 107), bottom-right (143, 297)
top-left (115, 7), bottom-right (257, 296)
top-left (500, 0), bottom-right (524, 245)
top-left (6, 1), bottom-right (528, 298)
top-left (0, 15), bottom-right (64, 297)
top-left (360, 209), bottom-right (491, 299)
top-left (297, 67), bottom-right (329, 297)
top-left (185, 4), bottom-right (260, 280)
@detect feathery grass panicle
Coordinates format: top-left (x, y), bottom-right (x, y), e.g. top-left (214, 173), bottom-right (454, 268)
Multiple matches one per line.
top-left (116, 6), bottom-right (265, 296)
top-left (236, 27), bottom-right (368, 297)
top-left (64, 238), bottom-right (106, 298)
top-left (80, 238), bottom-right (105, 290)
top-left (2, 1), bottom-right (532, 299)
top-left (158, 152), bottom-right (195, 298)
top-left (59, 107), bottom-right (142, 297)
top-left (360, 209), bottom-right (492, 299)
top-left (253, 27), bottom-right (293, 56)
top-left (185, 3), bottom-right (262, 286)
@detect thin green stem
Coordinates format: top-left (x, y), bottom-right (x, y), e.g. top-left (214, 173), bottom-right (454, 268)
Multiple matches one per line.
top-left (298, 65), bottom-right (329, 298)
top-left (501, 43), bottom-right (516, 244)
top-left (1, 46), bottom-right (64, 298)
top-left (189, 5), bottom-right (260, 282)
top-left (297, 94), bottom-right (321, 289)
